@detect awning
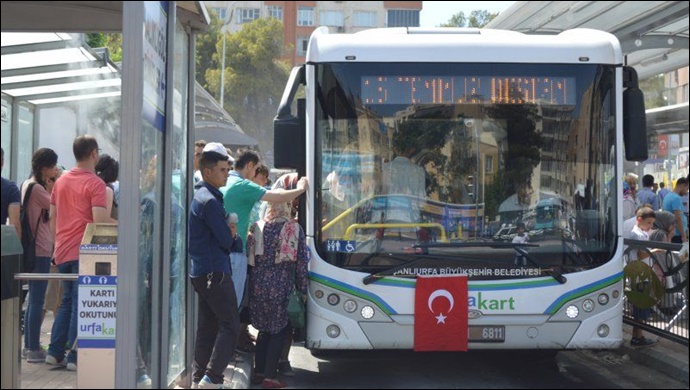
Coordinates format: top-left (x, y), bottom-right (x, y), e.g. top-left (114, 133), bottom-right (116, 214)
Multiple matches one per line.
top-left (1, 32), bottom-right (120, 105)
top-left (195, 121), bottom-right (258, 148)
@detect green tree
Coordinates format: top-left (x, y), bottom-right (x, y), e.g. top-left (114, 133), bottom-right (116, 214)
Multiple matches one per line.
top-left (639, 74), bottom-right (666, 109)
top-left (86, 33), bottom-right (122, 63)
top-left (195, 11), bottom-right (224, 90)
top-left (439, 10), bottom-right (498, 28)
top-left (204, 18), bottom-right (291, 157)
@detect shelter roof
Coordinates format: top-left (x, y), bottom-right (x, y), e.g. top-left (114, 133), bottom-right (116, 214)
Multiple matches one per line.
top-left (487, 1), bottom-right (689, 80)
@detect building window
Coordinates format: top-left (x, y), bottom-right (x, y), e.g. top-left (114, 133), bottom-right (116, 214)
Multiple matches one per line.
top-left (387, 9), bottom-right (420, 27)
top-left (353, 11), bottom-right (376, 27)
top-left (320, 10), bottom-right (344, 26)
top-left (298, 7), bottom-right (314, 26)
top-left (297, 36), bottom-right (309, 56)
top-left (485, 155), bottom-right (494, 173)
top-left (237, 8), bottom-right (260, 24)
top-left (267, 5), bottom-right (283, 20)
top-left (213, 7), bottom-right (229, 20)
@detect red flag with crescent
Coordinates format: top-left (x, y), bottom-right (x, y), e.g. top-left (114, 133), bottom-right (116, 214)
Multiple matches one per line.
top-left (414, 275), bottom-right (468, 351)
top-left (658, 135), bottom-right (668, 157)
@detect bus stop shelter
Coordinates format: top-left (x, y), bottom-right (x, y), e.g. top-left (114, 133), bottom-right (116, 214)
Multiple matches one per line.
top-left (2, 2), bottom-right (210, 388)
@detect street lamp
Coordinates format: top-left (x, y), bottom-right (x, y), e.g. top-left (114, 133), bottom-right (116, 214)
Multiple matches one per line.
top-left (219, 3), bottom-right (235, 107)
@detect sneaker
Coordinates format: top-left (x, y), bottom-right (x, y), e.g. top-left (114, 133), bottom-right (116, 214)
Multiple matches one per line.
top-left (66, 362), bottom-right (78, 371)
top-left (191, 382), bottom-right (200, 389)
top-left (630, 337), bottom-right (657, 347)
top-left (137, 374), bottom-right (152, 389)
top-left (45, 354), bottom-right (67, 367)
top-left (26, 349), bottom-right (47, 363)
top-left (198, 375), bottom-right (225, 389)
top-left (22, 348), bottom-right (28, 359)
top-left (278, 360), bottom-right (295, 377)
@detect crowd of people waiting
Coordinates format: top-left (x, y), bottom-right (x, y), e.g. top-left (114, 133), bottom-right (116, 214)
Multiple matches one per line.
top-left (621, 172), bottom-right (689, 347)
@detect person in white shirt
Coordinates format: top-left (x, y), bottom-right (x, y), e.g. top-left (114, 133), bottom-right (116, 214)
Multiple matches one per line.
top-left (512, 222), bottom-right (529, 266)
top-left (627, 207), bottom-right (657, 347)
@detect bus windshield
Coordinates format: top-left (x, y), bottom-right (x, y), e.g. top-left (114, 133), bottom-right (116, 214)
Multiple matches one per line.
top-left (314, 62), bottom-right (617, 280)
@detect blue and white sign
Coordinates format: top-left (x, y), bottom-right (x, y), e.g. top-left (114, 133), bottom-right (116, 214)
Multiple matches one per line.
top-left (78, 275), bottom-right (117, 348)
top-left (325, 240), bottom-right (358, 253)
top-left (143, 1), bottom-right (168, 132)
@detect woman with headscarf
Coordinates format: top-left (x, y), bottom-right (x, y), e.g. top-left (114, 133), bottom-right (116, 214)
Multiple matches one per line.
top-left (649, 211), bottom-right (676, 243)
top-left (247, 201), bottom-right (308, 389)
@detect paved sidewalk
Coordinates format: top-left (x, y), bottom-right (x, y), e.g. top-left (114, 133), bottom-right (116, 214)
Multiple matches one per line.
top-left (19, 314), bottom-right (685, 389)
top-left (19, 312), bottom-right (253, 389)
top-left (619, 323), bottom-right (689, 386)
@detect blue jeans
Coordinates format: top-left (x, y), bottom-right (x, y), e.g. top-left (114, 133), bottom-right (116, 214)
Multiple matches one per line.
top-left (24, 257), bottom-right (51, 350)
top-left (48, 260), bottom-right (79, 363)
top-left (230, 252), bottom-right (247, 308)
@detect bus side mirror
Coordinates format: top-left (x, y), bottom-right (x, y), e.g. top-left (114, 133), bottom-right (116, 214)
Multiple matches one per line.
top-left (274, 66), bottom-right (306, 170)
top-left (623, 66), bottom-right (648, 162)
top-left (274, 99), bottom-right (305, 170)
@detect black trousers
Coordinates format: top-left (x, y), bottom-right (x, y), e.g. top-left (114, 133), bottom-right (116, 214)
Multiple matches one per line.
top-left (255, 326), bottom-right (287, 380)
top-left (191, 272), bottom-right (240, 384)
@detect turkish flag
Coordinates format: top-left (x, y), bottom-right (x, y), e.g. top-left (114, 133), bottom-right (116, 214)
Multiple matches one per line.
top-left (658, 135), bottom-right (668, 157)
top-left (414, 275), bottom-right (468, 351)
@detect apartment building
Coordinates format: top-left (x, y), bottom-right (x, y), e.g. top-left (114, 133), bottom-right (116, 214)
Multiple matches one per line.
top-left (205, 1), bottom-right (422, 65)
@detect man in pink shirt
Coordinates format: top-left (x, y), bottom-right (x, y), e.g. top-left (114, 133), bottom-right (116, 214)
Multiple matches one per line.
top-left (46, 135), bottom-right (110, 371)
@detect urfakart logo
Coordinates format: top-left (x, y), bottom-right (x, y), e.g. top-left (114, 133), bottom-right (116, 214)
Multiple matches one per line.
top-left (80, 322), bottom-right (115, 336)
top-left (468, 292), bottom-right (515, 311)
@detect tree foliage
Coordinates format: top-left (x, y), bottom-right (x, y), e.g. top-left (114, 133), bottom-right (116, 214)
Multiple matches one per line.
top-left (439, 10), bottom-right (499, 28)
top-left (639, 74), bottom-right (667, 109)
top-left (195, 12), bottom-right (223, 90)
top-left (86, 33), bottom-right (122, 63)
top-left (202, 17), bottom-right (291, 157)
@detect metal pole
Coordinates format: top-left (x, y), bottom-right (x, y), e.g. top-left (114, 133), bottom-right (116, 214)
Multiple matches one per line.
top-left (220, 32), bottom-right (226, 107)
top-left (474, 124), bottom-right (480, 239)
top-left (219, 5), bottom-right (234, 108)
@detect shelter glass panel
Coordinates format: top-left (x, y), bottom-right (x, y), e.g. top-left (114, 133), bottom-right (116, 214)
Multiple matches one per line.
top-left (1, 96), bottom-right (11, 178)
top-left (166, 20), bottom-right (189, 385)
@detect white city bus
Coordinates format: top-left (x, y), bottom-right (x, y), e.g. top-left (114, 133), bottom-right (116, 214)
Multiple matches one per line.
top-left (274, 27), bottom-right (648, 351)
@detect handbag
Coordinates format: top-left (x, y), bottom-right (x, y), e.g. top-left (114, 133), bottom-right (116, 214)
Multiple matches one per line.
top-left (287, 267), bottom-right (305, 329)
top-left (20, 183), bottom-right (40, 273)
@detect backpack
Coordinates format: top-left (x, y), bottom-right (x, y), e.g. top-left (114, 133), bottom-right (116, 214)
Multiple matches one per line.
top-left (20, 182), bottom-right (39, 273)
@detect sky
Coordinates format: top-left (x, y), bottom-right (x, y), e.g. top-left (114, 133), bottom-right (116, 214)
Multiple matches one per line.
top-left (420, 1), bottom-right (516, 28)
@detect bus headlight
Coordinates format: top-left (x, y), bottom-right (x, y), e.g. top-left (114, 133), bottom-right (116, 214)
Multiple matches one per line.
top-left (326, 325), bottom-right (341, 338)
top-left (361, 305), bottom-right (375, 319)
top-left (565, 305), bottom-right (579, 319)
top-left (582, 299), bottom-right (595, 312)
top-left (327, 294), bottom-right (340, 306)
top-left (597, 293), bottom-right (609, 305)
top-left (597, 324), bottom-right (610, 337)
top-left (343, 300), bottom-right (357, 313)
top-left (314, 290), bottom-right (324, 299)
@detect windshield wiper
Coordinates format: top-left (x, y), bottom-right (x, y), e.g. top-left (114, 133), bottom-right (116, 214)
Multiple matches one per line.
top-left (413, 242), bottom-right (567, 284)
top-left (513, 245), bottom-right (567, 284)
top-left (362, 254), bottom-right (427, 285)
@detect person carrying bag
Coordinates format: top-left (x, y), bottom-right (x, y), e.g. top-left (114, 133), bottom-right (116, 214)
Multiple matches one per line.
top-left (247, 202), bottom-right (308, 389)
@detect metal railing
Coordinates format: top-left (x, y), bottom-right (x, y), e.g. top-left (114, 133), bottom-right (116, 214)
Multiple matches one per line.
top-left (14, 273), bottom-right (79, 281)
top-left (623, 239), bottom-right (688, 345)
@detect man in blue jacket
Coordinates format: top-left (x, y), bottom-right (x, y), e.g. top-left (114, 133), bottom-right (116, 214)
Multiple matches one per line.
top-left (188, 142), bottom-right (239, 389)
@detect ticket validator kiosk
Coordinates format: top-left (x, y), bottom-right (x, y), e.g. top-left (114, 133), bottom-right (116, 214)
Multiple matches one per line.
top-left (77, 223), bottom-right (118, 389)
top-left (1, 226), bottom-right (22, 389)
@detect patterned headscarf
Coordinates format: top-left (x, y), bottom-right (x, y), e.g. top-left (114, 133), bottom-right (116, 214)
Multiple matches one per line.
top-left (249, 202), bottom-right (300, 265)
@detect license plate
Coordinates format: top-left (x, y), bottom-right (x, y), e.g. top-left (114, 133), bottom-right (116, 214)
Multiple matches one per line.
top-left (468, 325), bottom-right (505, 342)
